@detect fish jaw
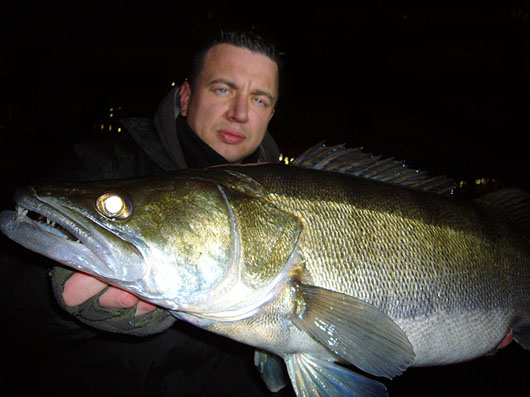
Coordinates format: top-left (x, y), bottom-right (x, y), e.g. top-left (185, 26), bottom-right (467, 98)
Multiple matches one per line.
top-left (0, 187), bottom-right (147, 287)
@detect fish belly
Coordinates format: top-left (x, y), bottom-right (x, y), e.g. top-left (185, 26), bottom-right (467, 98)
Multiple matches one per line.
top-left (397, 309), bottom-right (514, 366)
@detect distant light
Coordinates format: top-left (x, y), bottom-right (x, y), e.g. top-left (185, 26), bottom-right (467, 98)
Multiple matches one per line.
top-left (109, 125), bottom-right (112, 132)
top-left (110, 107), bottom-right (114, 112)
top-left (100, 124), bottom-right (104, 130)
top-left (278, 153), bottom-right (295, 165)
top-left (117, 127), bottom-right (121, 133)
top-left (458, 178), bottom-right (498, 187)
top-left (109, 113), bottom-right (113, 118)
top-left (474, 178), bottom-right (497, 185)
top-left (171, 82), bottom-right (176, 87)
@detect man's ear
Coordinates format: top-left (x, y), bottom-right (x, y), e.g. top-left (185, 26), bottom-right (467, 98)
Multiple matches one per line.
top-left (179, 81), bottom-right (192, 116)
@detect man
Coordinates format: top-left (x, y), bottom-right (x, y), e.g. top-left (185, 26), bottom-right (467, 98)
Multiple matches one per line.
top-left (54, 31), bottom-right (281, 338)
top-left (5, 31), bottom-right (288, 396)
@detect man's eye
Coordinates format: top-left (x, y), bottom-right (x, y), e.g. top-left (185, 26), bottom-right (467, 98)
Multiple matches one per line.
top-left (254, 97), bottom-right (269, 107)
top-left (215, 88), bottom-right (229, 95)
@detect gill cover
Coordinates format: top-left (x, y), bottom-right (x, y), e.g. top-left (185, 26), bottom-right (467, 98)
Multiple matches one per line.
top-left (216, 170), bottom-right (304, 287)
top-left (181, 169), bottom-right (303, 317)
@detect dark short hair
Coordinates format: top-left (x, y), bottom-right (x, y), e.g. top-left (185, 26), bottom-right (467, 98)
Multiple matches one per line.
top-left (188, 30), bottom-right (281, 89)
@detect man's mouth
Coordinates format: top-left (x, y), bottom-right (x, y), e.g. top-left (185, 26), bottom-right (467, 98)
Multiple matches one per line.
top-left (217, 130), bottom-right (245, 144)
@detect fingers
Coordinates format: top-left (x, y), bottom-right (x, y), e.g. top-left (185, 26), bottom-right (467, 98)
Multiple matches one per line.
top-left (99, 287), bottom-right (157, 316)
top-left (99, 286), bottom-right (140, 308)
top-left (63, 272), bottom-right (107, 306)
top-left (135, 301), bottom-right (158, 316)
top-left (62, 271), bottom-right (157, 316)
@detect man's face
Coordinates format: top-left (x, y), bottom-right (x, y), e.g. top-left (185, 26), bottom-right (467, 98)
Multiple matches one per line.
top-left (180, 44), bottom-right (279, 163)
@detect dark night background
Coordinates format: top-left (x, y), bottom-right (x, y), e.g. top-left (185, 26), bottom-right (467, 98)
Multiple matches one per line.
top-left (1, 1), bottom-right (529, 396)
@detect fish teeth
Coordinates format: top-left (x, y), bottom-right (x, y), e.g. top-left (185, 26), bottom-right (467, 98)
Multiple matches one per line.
top-left (16, 205), bottom-right (28, 217)
top-left (13, 207), bottom-right (82, 243)
top-left (43, 217), bottom-right (56, 227)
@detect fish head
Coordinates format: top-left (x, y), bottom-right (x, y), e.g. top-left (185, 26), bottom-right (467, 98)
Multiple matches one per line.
top-left (0, 172), bottom-right (238, 310)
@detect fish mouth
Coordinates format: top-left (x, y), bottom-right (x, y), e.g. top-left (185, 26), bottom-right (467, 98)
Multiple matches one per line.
top-left (0, 187), bottom-right (145, 283)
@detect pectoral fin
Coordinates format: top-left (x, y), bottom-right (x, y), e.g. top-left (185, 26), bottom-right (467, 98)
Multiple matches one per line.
top-left (285, 353), bottom-right (388, 397)
top-left (292, 283), bottom-right (415, 378)
top-left (254, 350), bottom-right (288, 392)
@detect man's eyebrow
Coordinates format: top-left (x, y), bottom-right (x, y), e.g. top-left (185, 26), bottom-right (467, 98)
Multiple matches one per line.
top-left (207, 78), bottom-right (238, 90)
top-left (208, 78), bottom-right (276, 104)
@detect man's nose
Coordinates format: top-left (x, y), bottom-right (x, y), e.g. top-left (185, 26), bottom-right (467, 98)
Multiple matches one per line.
top-left (226, 94), bottom-right (249, 123)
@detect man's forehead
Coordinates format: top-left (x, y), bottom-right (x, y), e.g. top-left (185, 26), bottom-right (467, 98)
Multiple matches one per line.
top-left (201, 44), bottom-right (279, 92)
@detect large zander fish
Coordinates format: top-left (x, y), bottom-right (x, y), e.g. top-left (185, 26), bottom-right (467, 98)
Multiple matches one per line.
top-left (1, 144), bottom-right (529, 396)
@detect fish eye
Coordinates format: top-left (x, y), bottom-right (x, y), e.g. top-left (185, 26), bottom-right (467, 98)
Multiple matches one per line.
top-left (96, 191), bottom-right (133, 220)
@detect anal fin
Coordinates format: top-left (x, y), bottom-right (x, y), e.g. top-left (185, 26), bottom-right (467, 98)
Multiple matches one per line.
top-left (285, 353), bottom-right (388, 397)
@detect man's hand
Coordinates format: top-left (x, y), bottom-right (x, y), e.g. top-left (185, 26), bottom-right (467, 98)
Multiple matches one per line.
top-left (63, 272), bottom-right (157, 316)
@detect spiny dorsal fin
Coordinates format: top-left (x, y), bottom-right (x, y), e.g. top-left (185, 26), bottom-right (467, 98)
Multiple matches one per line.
top-left (476, 188), bottom-right (530, 234)
top-left (292, 142), bottom-right (456, 196)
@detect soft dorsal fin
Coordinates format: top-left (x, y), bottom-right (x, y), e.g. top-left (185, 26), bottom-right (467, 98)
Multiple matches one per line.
top-left (292, 142), bottom-right (456, 196)
top-left (475, 188), bottom-right (530, 234)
